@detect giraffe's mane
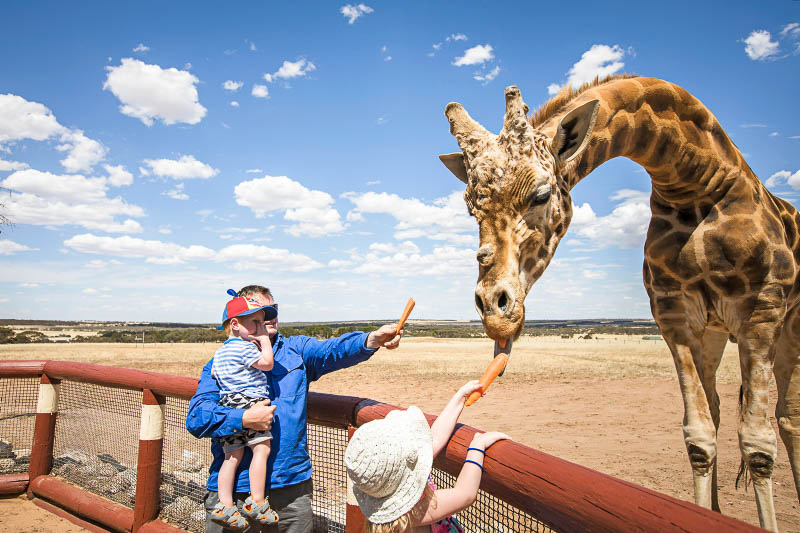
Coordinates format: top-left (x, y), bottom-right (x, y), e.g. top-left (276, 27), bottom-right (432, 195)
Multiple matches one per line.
top-left (529, 73), bottom-right (638, 128)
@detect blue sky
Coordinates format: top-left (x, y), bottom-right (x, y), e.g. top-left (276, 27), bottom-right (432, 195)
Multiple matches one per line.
top-left (1, 1), bottom-right (798, 323)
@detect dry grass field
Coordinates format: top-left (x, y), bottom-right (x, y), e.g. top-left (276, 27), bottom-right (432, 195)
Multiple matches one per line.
top-left (1, 335), bottom-right (798, 531)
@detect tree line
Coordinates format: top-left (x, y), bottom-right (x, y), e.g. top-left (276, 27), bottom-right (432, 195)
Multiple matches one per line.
top-left (0, 323), bottom-right (660, 344)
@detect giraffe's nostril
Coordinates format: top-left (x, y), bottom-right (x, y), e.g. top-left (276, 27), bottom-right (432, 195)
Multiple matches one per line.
top-left (498, 291), bottom-right (508, 313)
top-left (475, 294), bottom-right (485, 317)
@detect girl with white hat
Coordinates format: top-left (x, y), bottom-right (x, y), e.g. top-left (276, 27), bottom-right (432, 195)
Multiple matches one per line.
top-left (345, 381), bottom-right (510, 532)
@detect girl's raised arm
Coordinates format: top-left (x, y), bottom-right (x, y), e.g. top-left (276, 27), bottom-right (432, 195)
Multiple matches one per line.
top-left (430, 380), bottom-right (481, 457)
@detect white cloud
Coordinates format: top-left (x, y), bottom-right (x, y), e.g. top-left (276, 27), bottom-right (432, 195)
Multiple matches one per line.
top-left (104, 164), bottom-right (133, 186)
top-left (781, 22), bottom-right (800, 38)
top-left (0, 95), bottom-right (106, 172)
top-left (0, 169), bottom-right (144, 233)
top-left (0, 94), bottom-right (63, 144)
top-left (474, 65), bottom-right (500, 84)
top-left (252, 84), bottom-right (269, 98)
top-left (769, 131), bottom-right (779, 137)
top-left (83, 288), bottom-right (98, 294)
top-left (453, 44), bottom-right (494, 66)
top-left (765, 169), bottom-right (800, 189)
top-left (64, 233), bottom-right (321, 271)
top-left (350, 245), bottom-right (474, 277)
top-left (142, 155), bottom-right (218, 180)
top-left (570, 189), bottom-right (650, 249)
top-left (19, 282), bottom-right (39, 288)
top-left (3, 169), bottom-right (109, 203)
top-left (248, 40), bottom-right (257, 52)
top-left (369, 240), bottom-right (420, 255)
top-left (744, 30), bottom-right (780, 60)
top-left (164, 182), bottom-right (189, 200)
top-left (235, 175), bottom-right (344, 237)
top-left (223, 80), bottom-right (243, 91)
top-left (340, 4), bottom-right (373, 24)
top-left (133, 43), bottom-right (150, 53)
top-left (0, 158), bottom-right (28, 171)
top-left (0, 240), bottom-right (36, 255)
top-left (246, 168), bottom-right (263, 174)
top-left (56, 129), bottom-right (108, 172)
top-left (230, 101), bottom-right (240, 107)
top-left (741, 123), bottom-right (767, 128)
top-left (582, 269), bottom-right (607, 280)
top-left (344, 190), bottom-right (474, 241)
top-left (447, 33), bottom-right (467, 42)
top-left (139, 166), bottom-right (150, 177)
top-left (263, 59), bottom-right (316, 83)
top-left (549, 44), bottom-right (627, 95)
top-left (158, 226), bottom-right (172, 234)
top-left (103, 58), bottom-right (207, 126)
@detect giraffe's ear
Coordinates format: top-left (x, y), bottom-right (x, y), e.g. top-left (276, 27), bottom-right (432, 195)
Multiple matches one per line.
top-left (550, 99), bottom-right (600, 164)
top-left (439, 152), bottom-right (469, 185)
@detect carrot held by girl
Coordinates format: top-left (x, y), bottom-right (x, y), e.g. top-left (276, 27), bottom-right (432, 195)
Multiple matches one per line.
top-left (345, 381), bottom-right (511, 532)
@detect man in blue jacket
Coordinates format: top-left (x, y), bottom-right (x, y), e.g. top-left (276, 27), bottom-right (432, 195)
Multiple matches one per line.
top-left (186, 285), bottom-right (403, 532)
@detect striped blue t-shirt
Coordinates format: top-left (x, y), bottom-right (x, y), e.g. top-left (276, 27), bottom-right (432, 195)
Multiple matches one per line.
top-left (211, 338), bottom-right (270, 399)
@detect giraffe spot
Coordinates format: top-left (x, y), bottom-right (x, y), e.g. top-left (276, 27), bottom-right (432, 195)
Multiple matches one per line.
top-left (676, 208), bottom-right (696, 226)
top-left (645, 84), bottom-right (677, 113)
top-left (590, 136), bottom-right (610, 170)
top-left (747, 452), bottom-right (774, 479)
top-left (781, 213), bottom-right (797, 247)
top-left (709, 272), bottom-right (746, 295)
top-left (698, 203), bottom-right (713, 220)
top-left (772, 250), bottom-right (794, 279)
top-left (523, 257), bottom-right (536, 271)
top-left (648, 216), bottom-right (672, 237)
top-left (609, 113), bottom-right (632, 156)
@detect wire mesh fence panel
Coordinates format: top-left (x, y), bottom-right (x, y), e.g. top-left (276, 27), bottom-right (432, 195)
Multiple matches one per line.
top-left (159, 396), bottom-right (213, 532)
top-left (431, 468), bottom-right (556, 533)
top-left (51, 381), bottom-right (141, 508)
top-left (308, 423), bottom-right (347, 533)
top-left (0, 377), bottom-right (38, 474)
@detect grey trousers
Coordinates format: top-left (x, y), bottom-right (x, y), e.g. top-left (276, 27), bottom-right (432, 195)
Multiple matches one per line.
top-left (204, 479), bottom-right (313, 533)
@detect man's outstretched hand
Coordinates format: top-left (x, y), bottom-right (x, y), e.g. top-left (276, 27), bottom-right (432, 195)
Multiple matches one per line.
top-left (366, 324), bottom-right (404, 350)
top-left (241, 399), bottom-right (276, 431)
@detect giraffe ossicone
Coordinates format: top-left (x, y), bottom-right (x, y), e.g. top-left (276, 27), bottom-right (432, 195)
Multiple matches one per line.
top-left (440, 75), bottom-right (800, 532)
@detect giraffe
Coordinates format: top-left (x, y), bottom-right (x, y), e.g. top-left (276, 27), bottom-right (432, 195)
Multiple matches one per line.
top-left (438, 75), bottom-right (800, 531)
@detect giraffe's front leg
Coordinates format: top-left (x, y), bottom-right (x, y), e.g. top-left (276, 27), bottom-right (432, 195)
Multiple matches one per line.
top-left (700, 328), bottom-right (728, 512)
top-left (656, 305), bottom-right (717, 509)
top-left (738, 307), bottom-right (782, 532)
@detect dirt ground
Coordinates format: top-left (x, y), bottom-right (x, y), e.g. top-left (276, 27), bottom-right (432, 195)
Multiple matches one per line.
top-left (1, 336), bottom-right (798, 531)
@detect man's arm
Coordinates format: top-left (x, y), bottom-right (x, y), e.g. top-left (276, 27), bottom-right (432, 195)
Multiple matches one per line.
top-left (186, 359), bottom-right (274, 437)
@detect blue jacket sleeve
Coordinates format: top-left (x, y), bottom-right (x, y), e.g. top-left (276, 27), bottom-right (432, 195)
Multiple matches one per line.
top-left (301, 331), bottom-right (378, 382)
top-left (185, 358), bottom-right (245, 438)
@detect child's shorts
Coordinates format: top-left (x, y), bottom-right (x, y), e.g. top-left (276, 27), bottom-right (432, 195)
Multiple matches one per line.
top-left (218, 392), bottom-right (272, 454)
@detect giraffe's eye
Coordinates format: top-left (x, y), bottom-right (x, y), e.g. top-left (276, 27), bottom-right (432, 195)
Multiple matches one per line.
top-left (527, 185), bottom-right (551, 207)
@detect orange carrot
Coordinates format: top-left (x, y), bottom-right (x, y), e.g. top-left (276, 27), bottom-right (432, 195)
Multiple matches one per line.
top-left (498, 339), bottom-right (507, 349)
top-left (465, 353), bottom-right (509, 406)
top-left (396, 298), bottom-right (415, 331)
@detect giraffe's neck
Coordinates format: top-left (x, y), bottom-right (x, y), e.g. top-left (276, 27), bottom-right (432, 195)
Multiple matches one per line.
top-left (546, 78), bottom-right (755, 206)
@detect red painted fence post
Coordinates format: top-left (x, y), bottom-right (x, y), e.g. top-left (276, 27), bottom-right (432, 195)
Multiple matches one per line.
top-left (345, 425), bottom-right (366, 533)
top-left (27, 373), bottom-right (60, 496)
top-left (133, 388), bottom-right (166, 532)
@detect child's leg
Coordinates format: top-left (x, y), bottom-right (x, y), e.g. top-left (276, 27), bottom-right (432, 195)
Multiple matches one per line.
top-left (218, 447), bottom-right (245, 508)
top-left (248, 440), bottom-right (270, 504)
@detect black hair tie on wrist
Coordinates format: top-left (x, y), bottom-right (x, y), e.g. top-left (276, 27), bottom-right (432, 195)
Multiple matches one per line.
top-left (464, 459), bottom-right (484, 471)
top-left (467, 447), bottom-right (486, 455)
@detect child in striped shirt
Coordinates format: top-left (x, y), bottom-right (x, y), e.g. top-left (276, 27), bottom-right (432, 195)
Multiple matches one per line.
top-left (210, 290), bottom-right (279, 530)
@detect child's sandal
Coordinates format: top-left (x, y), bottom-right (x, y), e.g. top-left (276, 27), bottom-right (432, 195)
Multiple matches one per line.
top-left (242, 496), bottom-right (279, 524)
top-left (210, 502), bottom-right (249, 530)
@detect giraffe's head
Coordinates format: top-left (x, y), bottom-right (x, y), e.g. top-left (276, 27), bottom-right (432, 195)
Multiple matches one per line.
top-left (440, 85), bottom-right (599, 344)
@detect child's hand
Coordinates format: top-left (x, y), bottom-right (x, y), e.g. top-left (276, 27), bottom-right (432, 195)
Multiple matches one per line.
top-left (470, 431), bottom-right (511, 451)
top-left (456, 380), bottom-right (482, 402)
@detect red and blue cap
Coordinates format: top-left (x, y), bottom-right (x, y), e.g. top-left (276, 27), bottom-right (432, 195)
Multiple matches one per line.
top-left (220, 288), bottom-right (277, 327)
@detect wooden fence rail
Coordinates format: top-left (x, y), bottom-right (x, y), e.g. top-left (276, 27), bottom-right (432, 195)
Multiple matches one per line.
top-left (0, 360), bottom-right (764, 532)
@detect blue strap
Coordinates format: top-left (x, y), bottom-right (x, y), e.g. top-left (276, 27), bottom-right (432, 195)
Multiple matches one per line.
top-left (467, 447), bottom-right (486, 455)
top-left (463, 459), bottom-right (484, 471)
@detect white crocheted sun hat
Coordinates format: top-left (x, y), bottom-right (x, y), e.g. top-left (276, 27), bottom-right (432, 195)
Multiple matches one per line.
top-left (344, 406), bottom-right (433, 524)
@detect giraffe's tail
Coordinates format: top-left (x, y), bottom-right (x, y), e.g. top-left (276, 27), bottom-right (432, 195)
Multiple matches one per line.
top-left (735, 385), bottom-right (751, 490)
